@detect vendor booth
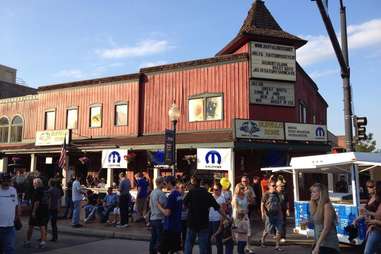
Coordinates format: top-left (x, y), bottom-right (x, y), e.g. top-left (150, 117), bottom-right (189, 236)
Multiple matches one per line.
top-left (262, 152), bottom-right (381, 245)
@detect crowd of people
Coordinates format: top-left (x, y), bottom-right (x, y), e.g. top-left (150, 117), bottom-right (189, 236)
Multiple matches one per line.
top-left (0, 169), bottom-right (381, 254)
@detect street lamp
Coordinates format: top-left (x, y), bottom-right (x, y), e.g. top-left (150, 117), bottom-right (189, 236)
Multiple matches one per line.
top-left (168, 102), bottom-right (180, 175)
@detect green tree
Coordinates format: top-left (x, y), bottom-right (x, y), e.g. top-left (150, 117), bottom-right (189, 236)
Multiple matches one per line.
top-left (355, 133), bottom-right (377, 152)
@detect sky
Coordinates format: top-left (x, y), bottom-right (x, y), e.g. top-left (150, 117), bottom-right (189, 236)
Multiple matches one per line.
top-left (1, 0), bottom-right (381, 148)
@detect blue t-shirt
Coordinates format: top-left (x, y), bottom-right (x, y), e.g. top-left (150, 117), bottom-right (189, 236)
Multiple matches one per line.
top-left (103, 193), bottom-right (118, 207)
top-left (137, 178), bottom-right (149, 198)
top-left (163, 190), bottom-right (182, 232)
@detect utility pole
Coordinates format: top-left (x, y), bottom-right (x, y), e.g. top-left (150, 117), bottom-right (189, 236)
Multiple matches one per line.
top-left (313, 0), bottom-right (354, 151)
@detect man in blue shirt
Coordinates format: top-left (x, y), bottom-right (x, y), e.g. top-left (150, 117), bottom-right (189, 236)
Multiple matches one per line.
top-left (135, 172), bottom-right (149, 221)
top-left (157, 176), bottom-right (182, 254)
top-left (100, 187), bottom-right (118, 223)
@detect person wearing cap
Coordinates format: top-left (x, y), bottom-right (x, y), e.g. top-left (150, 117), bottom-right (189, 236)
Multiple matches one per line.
top-left (157, 176), bottom-right (182, 254)
top-left (0, 172), bottom-right (20, 254)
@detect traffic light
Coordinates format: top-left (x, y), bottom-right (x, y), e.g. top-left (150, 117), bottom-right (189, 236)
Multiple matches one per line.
top-left (353, 115), bottom-right (367, 141)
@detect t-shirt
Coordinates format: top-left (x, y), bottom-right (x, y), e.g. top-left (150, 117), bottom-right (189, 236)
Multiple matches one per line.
top-left (136, 178), bottom-right (149, 199)
top-left (209, 194), bottom-right (226, 222)
top-left (262, 191), bottom-right (281, 217)
top-left (119, 178), bottom-right (131, 196)
top-left (104, 193), bottom-right (118, 207)
top-left (48, 187), bottom-right (62, 210)
top-left (183, 187), bottom-right (220, 231)
top-left (0, 186), bottom-right (18, 227)
top-left (163, 190), bottom-right (182, 232)
top-left (150, 188), bottom-right (168, 221)
top-left (32, 187), bottom-right (49, 214)
top-left (72, 180), bottom-right (82, 201)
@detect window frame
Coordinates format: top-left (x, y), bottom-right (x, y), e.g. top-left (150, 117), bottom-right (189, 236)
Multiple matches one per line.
top-left (188, 93), bottom-right (224, 122)
top-left (114, 102), bottom-right (129, 127)
top-left (299, 101), bottom-right (307, 124)
top-left (0, 116), bottom-right (10, 143)
top-left (10, 115), bottom-right (23, 143)
top-left (44, 109), bottom-right (56, 130)
top-left (89, 104), bottom-right (103, 128)
top-left (66, 107), bottom-right (79, 130)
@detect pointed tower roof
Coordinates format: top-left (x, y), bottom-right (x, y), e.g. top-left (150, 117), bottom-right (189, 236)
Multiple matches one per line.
top-left (217, 0), bottom-right (307, 56)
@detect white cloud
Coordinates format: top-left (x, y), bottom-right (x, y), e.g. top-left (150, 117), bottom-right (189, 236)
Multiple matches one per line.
top-left (297, 18), bottom-right (381, 66)
top-left (309, 69), bottom-right (338, 79)
top-left (96, 39), bottom-right (170, 59)
top-left (139, 61), bottom-right (168, 69)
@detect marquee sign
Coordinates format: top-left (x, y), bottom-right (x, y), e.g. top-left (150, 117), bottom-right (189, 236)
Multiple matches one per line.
top-left (285, 123), bottom-right (327, 142)
top-left (250, 79), bottom-right (295, 106)
top-left (197, 148), bottom-right (232, 171)
top-left (235, 119), bottom-right (284, 140)
top-left (250, 41), bottom-right (296, 81)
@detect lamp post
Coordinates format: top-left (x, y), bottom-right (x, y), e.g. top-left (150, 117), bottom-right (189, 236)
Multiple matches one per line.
top-left (168, 102), bottom-right (180, 176)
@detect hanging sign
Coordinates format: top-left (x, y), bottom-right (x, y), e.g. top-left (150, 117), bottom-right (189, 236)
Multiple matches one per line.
top-left (35, 130), bottom-right (69, 146)
top-left (197, 148), bottom-right (232, 171)
top-left (285, 123), bottom-right (327, 142)
top-left (250, 41), bottom-right (296, 81)
top-left (102, 149), bottom-right (129, 169)
top-left (235, 119), bottom-right (284, 140)
top-left (164, 129), bottom-right (175, 165)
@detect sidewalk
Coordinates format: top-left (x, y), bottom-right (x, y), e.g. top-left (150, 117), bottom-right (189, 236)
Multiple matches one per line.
top-left (34, 217), bottom-right (314, 246)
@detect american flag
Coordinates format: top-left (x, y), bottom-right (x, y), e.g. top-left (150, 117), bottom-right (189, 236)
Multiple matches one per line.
top-left (58, 136), bottom-right (67, 169)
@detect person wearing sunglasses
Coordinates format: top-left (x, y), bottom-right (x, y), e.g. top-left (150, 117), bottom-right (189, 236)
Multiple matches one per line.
top-left (353, 180), bottom-right (377, 226)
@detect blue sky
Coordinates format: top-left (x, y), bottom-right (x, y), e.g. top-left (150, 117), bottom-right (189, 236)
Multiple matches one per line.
top-left (1, 0), bottom-right (381, 148)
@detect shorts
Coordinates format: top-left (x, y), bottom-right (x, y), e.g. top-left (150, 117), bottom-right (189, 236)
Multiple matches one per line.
top-left (29, 210), bottom-right (49, 227)
top-left (113, 207), bottom-right (120, 215)
top-left (264, 215), bottom-right (283, 235)
top-left (159, 230), bottom-right (181, 253)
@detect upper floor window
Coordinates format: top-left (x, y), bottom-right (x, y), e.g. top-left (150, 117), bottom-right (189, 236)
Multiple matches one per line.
top-left (114, 103), bottom-right (128, 126)
top-left (66, 108), bottom-right (78, 129)
top-left (10, 116), bottom-right (23, 143)
top-left (313, 114), bottom-right (317, 124)
top-left (0, 117), bottom-right (9, 143)
top-left (44, 110), bottom-right (56, 130)
top-left (89, 105), bottom-right (102, 128)
top-left (188, 93), bottom-right (223, 122)
top-left (299, 102), bottom-right (307, 123)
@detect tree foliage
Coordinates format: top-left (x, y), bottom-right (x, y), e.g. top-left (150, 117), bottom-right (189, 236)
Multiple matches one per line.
top-left (355, 133), bottom-right (377, 152)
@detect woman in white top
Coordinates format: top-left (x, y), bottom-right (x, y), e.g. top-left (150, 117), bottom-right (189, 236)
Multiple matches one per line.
top-left (233, 183), bottom-right (249, 219)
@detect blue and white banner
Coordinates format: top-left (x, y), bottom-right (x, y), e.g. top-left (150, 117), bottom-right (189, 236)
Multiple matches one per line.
top-left (102, 149), bottom-right (128, 169)
top-left (285, 123), bottom-right (327, 142)
top-left (197, 148), bottom-right (232, 171)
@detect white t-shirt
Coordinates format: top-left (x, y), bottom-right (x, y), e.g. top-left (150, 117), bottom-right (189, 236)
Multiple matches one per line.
top-left (0, 186), bottom-right (18, 227)
top-left (72, 180), bottom-right (82, 201)
top-left (209, 194), bottom-right (225, 222)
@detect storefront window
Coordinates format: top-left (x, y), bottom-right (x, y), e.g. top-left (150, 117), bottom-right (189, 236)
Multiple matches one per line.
top-left (66, 108), bottom-right (78, 129)
top-left (10, 116), bottom-right (23, 143)
top-left (0, 117), bottom-right (9, 143)
top-left (44, 110), bottom-right (56, 130)
top-left (114, 103), bottom-right (128, 126)
top-left (189, 94), bottom-right (223, 122)
top-left (89, 105), bottom-right (102, 128)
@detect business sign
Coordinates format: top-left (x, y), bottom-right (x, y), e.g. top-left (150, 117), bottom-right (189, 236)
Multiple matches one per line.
top-left (102, 149), bottom-right (128, 169)
top-left (197, 148), bottom-right (232, 171)
top-left (250, 41), bottom-right (296, 81)
top-left (235, 119), bottom-right (284, 140)
top-left (250, 79), bottom-right (295, 106)
top-left (35, 129), bottom-right (69, 146)
top-left (285, 123), bottom-right (327, 142)
top-left (164, 129), bottom-right (175, 165)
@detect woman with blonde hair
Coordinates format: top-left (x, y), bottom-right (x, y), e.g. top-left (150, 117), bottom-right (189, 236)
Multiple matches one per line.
top-left (309, 183), bottom-right (340, 254)
top-left (233, 183), bottom-right (249, 219)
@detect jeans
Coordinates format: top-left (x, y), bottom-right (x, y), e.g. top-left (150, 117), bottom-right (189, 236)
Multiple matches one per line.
top-left (237, 241), bottom-right (246, 254)
top-left (49, 209), bottom-right (58, 240)
top-left (181, 220), bottom-right (187, 249)
top-left (209, 221), bottom-right (223, 254)
top-left (63, 194), bottom-right (73, 218)
top-left (0, 227), bottom-right (16, 254)
top-left (102, 205), bottom-right (116, 223)
top-left (224, 239), bottom-right (234, 254)
top-left (149, 219), bottom-right (163, 254)
top-left (184, 228), bottom-right (209, 254)
top-left (72, 200), bottom-right (81, 225)
top-left (364, 229), bottom-right (381, 254)
top-left (119, 194), bottom-right (130, 226)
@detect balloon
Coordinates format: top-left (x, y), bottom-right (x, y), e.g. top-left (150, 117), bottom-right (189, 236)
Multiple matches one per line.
top-left (220, 177), bottom-right (230, 190)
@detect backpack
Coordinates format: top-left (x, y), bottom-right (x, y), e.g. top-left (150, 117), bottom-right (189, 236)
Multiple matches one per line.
top-left (265, 192), bottom-right (280, 217)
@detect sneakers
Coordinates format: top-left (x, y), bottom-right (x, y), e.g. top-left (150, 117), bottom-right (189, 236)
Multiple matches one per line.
top-left (116, 224), bottom-right (129, 228)
top-left (38, 241), bottom-right (47, 249)
top-left (280, 238), bottom-right (286, 243)
top-left (23, 241), bottom-right (32, 248)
